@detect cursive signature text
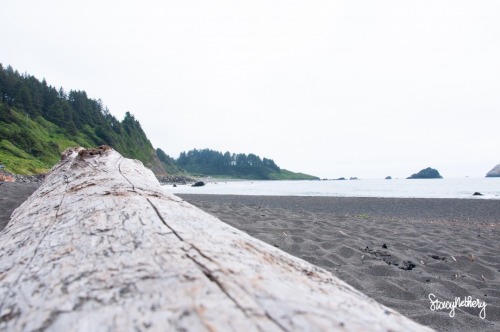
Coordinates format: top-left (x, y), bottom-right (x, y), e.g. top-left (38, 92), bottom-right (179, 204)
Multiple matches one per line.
top-left (428, 293), bottom-right (487, 319)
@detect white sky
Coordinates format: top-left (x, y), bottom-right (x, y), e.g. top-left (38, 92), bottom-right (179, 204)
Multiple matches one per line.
top-left (2, 1), bottom-right (499, 178)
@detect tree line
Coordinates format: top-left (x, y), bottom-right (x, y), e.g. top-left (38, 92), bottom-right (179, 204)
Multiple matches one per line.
top-left (0, 64), bottom-right (156, 166)
top-left (176, 148), bottom-right (281, 179)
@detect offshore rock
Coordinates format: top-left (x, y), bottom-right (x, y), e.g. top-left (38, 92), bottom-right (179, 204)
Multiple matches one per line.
top-left (407, 167), bottom-right (443, 179)
top-left (486, 164), bottom-right (500, 177)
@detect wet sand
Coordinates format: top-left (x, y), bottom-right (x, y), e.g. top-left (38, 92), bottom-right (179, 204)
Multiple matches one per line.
top-left (1, 182), bottom-right (499, 331)
top-left (179, 194), bottom-right (500, 332)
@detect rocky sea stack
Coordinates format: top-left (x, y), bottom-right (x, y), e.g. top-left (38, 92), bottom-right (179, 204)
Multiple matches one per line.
top-left (485, 164), bottom-right (500, 177)
top-left (407, 167), bottom-right (443, 179)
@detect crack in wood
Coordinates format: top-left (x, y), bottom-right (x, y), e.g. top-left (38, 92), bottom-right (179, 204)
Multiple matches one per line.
top-left (0, 306), bottom-right (21, 325)
top-left (118, 157), bottom-right (135, 192)
top-left (116, 161), bottom-right (265, 327)
top-left (146, 198), bottom-right (184, 242)
top-left (144, 197), bottom-right (286, 332)
top-left (143, 197), bottom-right (288, 331)
top-left (68, 182), bottom-right (96, 192)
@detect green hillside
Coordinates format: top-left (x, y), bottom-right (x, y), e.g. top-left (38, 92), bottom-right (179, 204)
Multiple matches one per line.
top-left (0, 64), bottom-right (170, 175)
top-left (0, 105), bottom-right (90, 174)
top-left (0, 64), bottom-right (317, 180)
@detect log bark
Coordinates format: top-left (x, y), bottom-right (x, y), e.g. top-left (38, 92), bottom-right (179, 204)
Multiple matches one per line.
top-left (0, 147), bottom-right (433, 331)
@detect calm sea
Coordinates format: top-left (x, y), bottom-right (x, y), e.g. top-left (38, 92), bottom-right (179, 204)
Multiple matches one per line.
top-left (165, 177), bottom-right (500, 199)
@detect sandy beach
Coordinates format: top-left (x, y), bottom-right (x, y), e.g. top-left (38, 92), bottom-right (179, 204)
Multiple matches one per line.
top-left (1, 182), bottom-right (499, 331)
top-left (178, 194), bottom-right (500, 332)
top-left (0, 182), bottom-right (40, 231)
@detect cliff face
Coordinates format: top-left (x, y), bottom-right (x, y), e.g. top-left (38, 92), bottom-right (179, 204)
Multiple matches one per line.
top-left (486, 164), bottom-right (500, 177)
top-left (145, 151), bottom-right (169, 177)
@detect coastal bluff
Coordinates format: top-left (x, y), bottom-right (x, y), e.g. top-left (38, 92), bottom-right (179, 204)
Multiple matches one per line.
top-left (486, 164), bottom-right (500, 177)
top-left (0, 146), bottom-right (431, 331)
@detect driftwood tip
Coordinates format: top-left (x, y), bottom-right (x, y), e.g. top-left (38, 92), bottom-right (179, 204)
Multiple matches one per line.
top-left (61, 146), bottom-right (113, 161)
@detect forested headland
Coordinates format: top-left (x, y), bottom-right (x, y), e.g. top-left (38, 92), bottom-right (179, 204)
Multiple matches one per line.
top-left (0, 64), bottom-right (317, 180)
top-left (176, 149), bottom-right (318, 180)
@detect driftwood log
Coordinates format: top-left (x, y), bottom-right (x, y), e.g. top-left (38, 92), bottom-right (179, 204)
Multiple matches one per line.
top-left (0, 147), bottom-right (432, 331)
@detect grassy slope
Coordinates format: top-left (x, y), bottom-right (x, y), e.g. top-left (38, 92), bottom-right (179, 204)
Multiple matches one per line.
top-left (0, 108), bottom-right (95, 174)
top-left (269, 169), bottom-right (319, 180)
top-left (0, 107), bottom-right (173, 177)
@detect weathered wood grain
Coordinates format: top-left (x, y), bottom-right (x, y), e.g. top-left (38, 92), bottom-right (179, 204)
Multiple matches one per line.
top-left (0, 147), bottom-right (433, 331)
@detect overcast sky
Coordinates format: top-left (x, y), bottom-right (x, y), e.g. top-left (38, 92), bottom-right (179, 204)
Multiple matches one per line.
top-left (2, 1), bottom-right (499, 178)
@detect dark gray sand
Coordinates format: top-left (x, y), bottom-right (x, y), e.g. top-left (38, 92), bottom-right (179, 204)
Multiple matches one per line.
top-left (179, 194), bottom-right (500, 332)
top-left (1, 184), bottom-right (499, 331)
top-left (0, 182), bottom-right (39, 230)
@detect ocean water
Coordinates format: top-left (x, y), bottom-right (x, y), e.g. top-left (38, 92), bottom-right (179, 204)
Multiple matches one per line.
top-left (165, 177), bottom-right (500, 199)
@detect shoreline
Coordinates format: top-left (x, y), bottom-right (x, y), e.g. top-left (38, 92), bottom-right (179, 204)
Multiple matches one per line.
top-left (165, 177), bottom-right (500, 200)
